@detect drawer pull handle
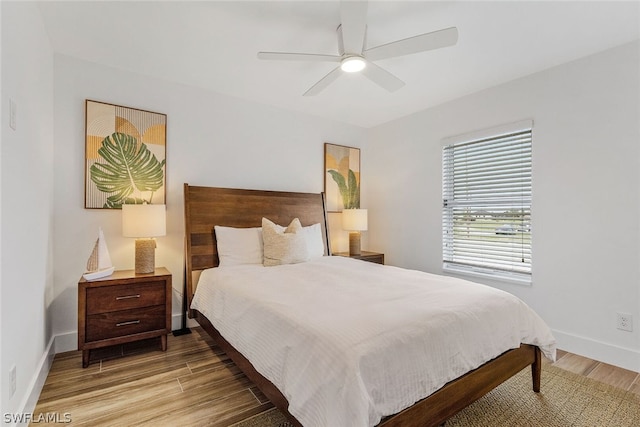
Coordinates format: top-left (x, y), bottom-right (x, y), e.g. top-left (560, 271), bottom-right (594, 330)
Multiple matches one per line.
top-left (116, 320), bottom-right (140, 327)
top-left (116, 294), bottom-right (141, 300)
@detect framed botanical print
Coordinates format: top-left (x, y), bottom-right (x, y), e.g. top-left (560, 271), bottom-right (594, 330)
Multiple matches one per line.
top-left (85, 100), bottom-right (167, 209)
top-left (324, 143), bottom-right (360, 212)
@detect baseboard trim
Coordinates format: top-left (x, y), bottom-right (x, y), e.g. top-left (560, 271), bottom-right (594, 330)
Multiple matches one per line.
top-left (54, 331), bottom-right (76, 354)
top-left (8, 335), bottom-right (56, 427)
top-left (553, 329), bottom-right (640, 372)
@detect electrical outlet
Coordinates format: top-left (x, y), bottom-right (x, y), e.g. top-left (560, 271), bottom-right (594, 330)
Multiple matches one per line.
top-left (9, 98), bottom-right (16, 130)
top-left (9, 365), bottom-right (16, 398)
top-left (617, 313), bottom-right (633, 332)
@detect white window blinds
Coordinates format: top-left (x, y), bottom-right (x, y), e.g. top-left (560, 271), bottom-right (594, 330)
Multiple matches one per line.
top-left (442, 122), bottom-right (532, 280)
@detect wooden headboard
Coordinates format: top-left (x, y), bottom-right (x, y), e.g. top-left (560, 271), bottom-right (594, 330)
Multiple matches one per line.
top-left (183, 184), bottom-right (330, 312)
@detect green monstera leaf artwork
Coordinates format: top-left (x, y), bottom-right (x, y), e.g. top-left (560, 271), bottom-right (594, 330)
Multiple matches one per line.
top-left (328, 168), bottom-right (360, 210)
top-left (90, 132), bottom-right (166, 209)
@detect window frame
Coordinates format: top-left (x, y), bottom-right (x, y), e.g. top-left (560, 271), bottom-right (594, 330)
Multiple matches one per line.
top-left (441, 120), bottom-right (533, 285)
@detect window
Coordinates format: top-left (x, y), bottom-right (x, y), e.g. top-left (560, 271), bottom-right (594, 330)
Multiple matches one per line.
top-left (442, 121), bottom-right (532, 282)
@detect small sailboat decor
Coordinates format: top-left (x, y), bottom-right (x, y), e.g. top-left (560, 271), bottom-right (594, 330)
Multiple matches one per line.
top-left (83, 227), bottom-right (115, 280)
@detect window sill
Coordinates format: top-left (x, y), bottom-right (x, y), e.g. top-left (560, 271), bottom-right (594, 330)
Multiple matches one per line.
top-left (443, 264), bottom-right (532, 286)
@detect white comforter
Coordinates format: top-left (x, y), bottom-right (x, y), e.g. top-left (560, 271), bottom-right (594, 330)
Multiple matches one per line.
top-left (191, 256), bottom-right (556, 427)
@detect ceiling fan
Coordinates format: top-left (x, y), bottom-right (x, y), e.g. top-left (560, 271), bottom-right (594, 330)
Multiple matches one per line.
top-left (257, 0), bottom-right (458, 96)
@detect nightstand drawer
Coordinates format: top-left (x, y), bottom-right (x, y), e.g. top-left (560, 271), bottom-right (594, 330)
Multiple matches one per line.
top-left (86, 305), bottom-right (166, 342)
top-left (86, 281), bottom-right (166, 315)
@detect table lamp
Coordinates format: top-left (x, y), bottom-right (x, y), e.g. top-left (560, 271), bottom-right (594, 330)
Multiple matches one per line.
top-left (342, 208), bottom-right (368, 256)
top-left (122, 203), bottom-right (166, 274)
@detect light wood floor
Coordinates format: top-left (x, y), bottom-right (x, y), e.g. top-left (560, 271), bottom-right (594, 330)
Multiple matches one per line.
top-left (553, 348), bottom-right (640, 395)
top-left (33, 327), bottom-right (639, 426)
top-left (34, 328), bottom-right (273, 426)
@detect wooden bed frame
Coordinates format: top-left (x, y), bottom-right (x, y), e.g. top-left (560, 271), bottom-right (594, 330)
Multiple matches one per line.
top-left (183, 184), bottom-right (542, 427)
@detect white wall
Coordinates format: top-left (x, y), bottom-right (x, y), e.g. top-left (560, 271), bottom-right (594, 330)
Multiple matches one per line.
top-left (51, 54), bottom-right (365, 345)
top-left (1, 1), bottom-right (55, 419)
top-left (365, 41), bottom-right (640, 371)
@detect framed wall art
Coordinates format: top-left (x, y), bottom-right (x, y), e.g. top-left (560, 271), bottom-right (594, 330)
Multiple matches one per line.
top-left (324, 143), bottom-right (360, 212)
top-left (85, 100), bottom-right (167, 209)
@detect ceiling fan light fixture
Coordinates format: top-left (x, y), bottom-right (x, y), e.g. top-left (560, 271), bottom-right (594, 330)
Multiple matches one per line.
top-left (341, 56), bottom-right (366, 73)
top-left (257, 1), bottom-right (458, 95)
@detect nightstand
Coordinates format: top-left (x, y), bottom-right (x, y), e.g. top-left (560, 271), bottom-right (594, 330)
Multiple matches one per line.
top-left (78, 267), bottom-right (172, 368)
top-left (334, 251), bottom-right (385, 265)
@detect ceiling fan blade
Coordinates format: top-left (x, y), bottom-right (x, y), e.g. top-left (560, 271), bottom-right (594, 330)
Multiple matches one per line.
top-left (364, 26), bottom-right (458, 61)
top-left (340, 0), bottom-right (368, 54)
top-left (257, 52), bottom-right (342, 62)
top-left (303, 66), bottom-right (343, 96)
top-left (361, 61), bottom-right (405, 92)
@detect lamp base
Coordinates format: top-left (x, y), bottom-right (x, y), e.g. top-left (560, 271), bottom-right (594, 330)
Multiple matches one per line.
top-left (135, 238), bottom-right (156, 274)
top-left (348, 232), bottom-right (362, 256)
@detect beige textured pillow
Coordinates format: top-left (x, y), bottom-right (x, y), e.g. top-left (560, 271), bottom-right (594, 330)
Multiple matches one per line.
top-left (262, 217), bottom-right (309, 266)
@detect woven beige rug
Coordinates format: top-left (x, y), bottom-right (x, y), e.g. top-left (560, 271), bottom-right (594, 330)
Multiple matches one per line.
top-left (232, 364), bottom-right (639, 427)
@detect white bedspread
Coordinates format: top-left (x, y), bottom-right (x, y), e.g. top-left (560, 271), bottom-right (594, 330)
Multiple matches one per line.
top-left (191, 256), bottom-right (556, 427)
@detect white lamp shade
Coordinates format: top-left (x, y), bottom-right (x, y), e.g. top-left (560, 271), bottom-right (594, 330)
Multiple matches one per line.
top-left (342, 209), bottom-right (368, 231)
top-left (122, 204), bottom-right (166, 237)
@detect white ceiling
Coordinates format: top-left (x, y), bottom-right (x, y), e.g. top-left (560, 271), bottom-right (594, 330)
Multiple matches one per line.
top-left (38, 1), bottom-right (640, 128)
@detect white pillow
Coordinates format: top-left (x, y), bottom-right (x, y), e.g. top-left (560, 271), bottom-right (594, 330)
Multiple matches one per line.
top-left (262, 218), bottom-right (309, 266)
top-left (302, 223), bottom-right (325, 259)
top-left (214, 226), bottom-right (263, 267)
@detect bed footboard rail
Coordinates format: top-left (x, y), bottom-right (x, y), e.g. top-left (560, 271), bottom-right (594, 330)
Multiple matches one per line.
top-left (378, 344), bottom-right (541, 427)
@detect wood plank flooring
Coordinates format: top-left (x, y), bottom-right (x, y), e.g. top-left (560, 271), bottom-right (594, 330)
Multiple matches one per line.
top-left (553, 349), bottom-right (640, 393)
top-left (33, 328), bottom-right (273, 426)
top-left (32, 327), bottom-right (639, 426)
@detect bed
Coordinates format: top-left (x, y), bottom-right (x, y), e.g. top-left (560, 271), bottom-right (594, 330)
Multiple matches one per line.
top-left (183, 184), bottom-right (556, 427)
